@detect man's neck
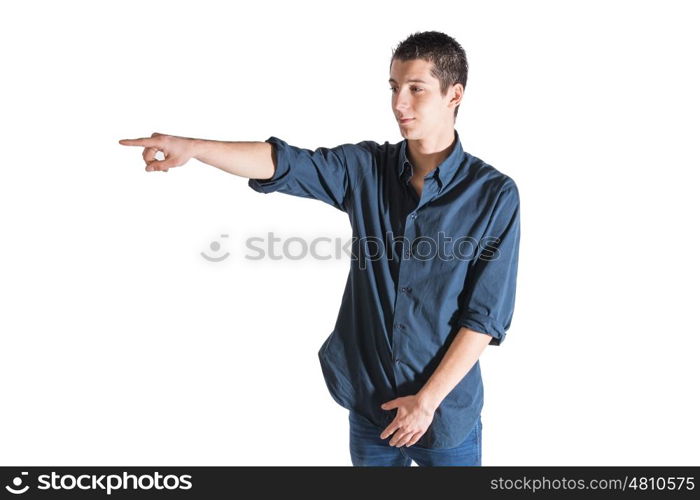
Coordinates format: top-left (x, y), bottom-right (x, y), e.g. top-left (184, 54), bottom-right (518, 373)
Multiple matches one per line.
top-left (406, 128), bottom-right (457, 178)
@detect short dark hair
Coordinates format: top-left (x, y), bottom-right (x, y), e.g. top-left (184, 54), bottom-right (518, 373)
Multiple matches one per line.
top-left (390, 31), bottom-right (468, 120)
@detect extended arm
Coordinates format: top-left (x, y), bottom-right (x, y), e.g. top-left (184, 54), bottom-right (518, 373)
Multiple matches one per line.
top-left (192, 138), bottom-right (275, 179)
top-left (119, 132), bottom-right (276, 179)
top-left (119, 132), bottom-right (353, 211)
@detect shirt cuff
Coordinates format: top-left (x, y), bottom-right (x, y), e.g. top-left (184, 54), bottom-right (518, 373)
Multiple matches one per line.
top-left (457, 312), bottom-right (507, 346)
top-left (248, 136), bottom-right (289, 194)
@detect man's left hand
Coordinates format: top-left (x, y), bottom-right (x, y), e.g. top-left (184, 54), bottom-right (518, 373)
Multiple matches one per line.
top-left (379, 395), bottom-right (435, 447)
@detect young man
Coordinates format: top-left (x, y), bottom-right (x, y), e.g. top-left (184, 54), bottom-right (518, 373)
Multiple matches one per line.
top-left (119, 31), bottom-right (520, 466)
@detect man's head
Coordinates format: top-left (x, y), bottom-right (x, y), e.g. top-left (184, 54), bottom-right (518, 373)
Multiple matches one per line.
top-left (389, 31), bottom-right (468, 138)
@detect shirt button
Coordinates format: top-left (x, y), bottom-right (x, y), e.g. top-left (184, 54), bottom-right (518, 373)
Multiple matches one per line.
top-left (400, 287), bottom-right (412, 293)
top-left (394, 357), bottom-right (401, 364)
top-left (410, 213), bottom-right (417, 220)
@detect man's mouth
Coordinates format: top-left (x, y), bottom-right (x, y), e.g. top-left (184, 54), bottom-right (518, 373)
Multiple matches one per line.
top-left (399, 118), bottom-right (414, 124)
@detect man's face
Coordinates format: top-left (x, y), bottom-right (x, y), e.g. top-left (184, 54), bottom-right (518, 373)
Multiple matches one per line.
top-left (389, 58), bottom-right (460, 139)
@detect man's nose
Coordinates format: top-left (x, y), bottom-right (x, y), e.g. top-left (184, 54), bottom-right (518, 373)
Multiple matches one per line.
top-left (394, 92), bottom-right (410, 113)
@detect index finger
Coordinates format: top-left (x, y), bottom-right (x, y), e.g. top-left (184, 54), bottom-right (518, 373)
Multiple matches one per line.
top-left (118, 137), bottom-right (159, 147)
top-left (380, 420), bottom-right (400, 440)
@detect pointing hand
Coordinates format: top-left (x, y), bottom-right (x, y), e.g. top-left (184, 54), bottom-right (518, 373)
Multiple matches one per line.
top-left (118, 132), bottom-right (196, 172)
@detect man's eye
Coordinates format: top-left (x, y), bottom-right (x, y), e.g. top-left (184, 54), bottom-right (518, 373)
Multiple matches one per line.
top-left (389, 87), bottom-right (423, 93)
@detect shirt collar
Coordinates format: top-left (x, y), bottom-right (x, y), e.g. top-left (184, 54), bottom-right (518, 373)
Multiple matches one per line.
top-left (398, 129), bottom-right (464, 192)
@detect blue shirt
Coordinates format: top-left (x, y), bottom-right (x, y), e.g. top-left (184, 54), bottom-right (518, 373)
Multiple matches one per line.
top-left (248, 129), bottom-right (520, 449)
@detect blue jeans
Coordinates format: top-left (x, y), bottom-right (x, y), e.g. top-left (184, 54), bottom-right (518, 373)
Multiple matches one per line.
top-left (348, 410), bottom-right (482, 466)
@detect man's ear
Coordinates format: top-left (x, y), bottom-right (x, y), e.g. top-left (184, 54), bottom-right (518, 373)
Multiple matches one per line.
top-left (450, 83), bottom-right (464, 109)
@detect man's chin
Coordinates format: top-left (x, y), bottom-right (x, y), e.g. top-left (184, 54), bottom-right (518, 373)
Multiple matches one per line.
top-left (400, 130), bottom-right (419, 140)
top-left (398, 125), bottom-right (417, 135)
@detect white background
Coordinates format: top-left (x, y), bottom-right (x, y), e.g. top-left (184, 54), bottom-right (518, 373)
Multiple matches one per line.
top-left (1, 0), bottom-right (698, 466)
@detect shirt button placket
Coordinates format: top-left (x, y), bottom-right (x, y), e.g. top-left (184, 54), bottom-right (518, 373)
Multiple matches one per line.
top-left (393, 323), bottom-right (406, 364)
top-left (393, 210), bottom-right (418, 372)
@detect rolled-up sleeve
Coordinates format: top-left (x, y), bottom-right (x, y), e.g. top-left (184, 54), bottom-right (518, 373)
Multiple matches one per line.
top-left (457, 178), bottom-right (521, 346)
top-left (248, 136), bottom-right (352, 212)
